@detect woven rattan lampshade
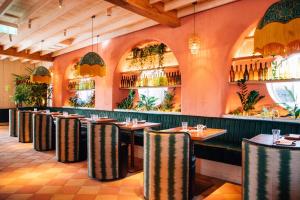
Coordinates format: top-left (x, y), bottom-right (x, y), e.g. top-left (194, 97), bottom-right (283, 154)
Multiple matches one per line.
top-left (77, 52), bottom-right (106, 77)
top-left (254, 0), bottom-right (300, 56)
top-left (30, 66), bottom-right (51, 84)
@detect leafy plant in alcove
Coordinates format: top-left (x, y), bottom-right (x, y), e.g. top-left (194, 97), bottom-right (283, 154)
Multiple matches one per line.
top-left (158, 89), bottom-right (176, 111)
top-left (281, 87), bottom-right (300, 119)
top-left (237, 79), bottom-right (265, 112)
top-left (136, 94), bottom-right (158, 111)
top-left (13, 84), bottom-right (32, 107)
top-left (117, 90), bottom-right (136, 109)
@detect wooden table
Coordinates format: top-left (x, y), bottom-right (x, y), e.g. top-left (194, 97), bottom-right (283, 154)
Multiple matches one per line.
top-left (80, 118), bottom-right (116, 124)
top-left (250, 134), bottom-right (300, 148)
top-left (163, 127), bottom-right (227, 141)
top-left (115, 122), bottom-right (161, 172)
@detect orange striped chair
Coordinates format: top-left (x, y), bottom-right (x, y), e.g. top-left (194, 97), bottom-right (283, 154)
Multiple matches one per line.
top-left (56, 117), bottom-right (87, 162)
top-left (144, 130), bottom-right (195, 200)
top-left (87, 122), bottom-right (128, 181)
top-left (9, 109), bottom-right (18, 137)
top-left (18, 111), bottom-right (33, 143)
top-left (33, 113), bottom-right (55, 151)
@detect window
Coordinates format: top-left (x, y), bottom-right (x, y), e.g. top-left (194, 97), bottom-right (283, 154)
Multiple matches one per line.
top-left (266, 53), bottom-right (300, 108)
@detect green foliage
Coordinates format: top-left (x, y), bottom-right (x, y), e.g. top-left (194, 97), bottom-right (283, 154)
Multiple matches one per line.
top-left (13, 84), bottom-right (31, 106)
top-left (282, 87), bottom-right (300, 119)
top-left (159, 89), bottom-right (175, 111)
top-left (130, 43), bottom-right (167, 68)
top-left (237, 79), bottom-right (265, 112)
top-left (117, 90), bottom-right (136, 109)
top-left (136, 94), bottom-right (158, 111)
top-left (69, 92), bottom-right (95, 108)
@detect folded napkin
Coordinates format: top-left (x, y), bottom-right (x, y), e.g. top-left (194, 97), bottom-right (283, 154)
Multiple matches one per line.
top-left (285, 134), bottom-right (300, 140)
top-left (275, 138), bottom-right (296, 146)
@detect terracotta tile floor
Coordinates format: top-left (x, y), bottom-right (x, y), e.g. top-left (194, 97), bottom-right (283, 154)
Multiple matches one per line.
top-left (0, 126), bottom-right (241, 200)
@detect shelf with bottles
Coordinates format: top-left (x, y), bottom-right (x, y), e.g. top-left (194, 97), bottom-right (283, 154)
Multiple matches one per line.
top-left (121, 65), bottom-right (179, 73)
top-left (120, 85), bottom-right (181, 90)
top-left (229, 59), bottom-right (300, 84)
top-left (68, 79), bottom-right (95, 91)
top-left (120, 68), bottom-right (181, 89)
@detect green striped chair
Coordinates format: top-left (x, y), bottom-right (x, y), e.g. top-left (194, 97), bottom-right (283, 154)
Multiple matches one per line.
top-left (144, 130), bottom-right (195, 200)
top-left (18, 111), bottom-right (33, 143)
top-left (9, 109), bottom-right (18, 137)
top-left (56, 117), bottom-right (87, 162)
top-left (242, 139), bottom-right (300, 200)
top-left (87, 122), bottom-right (128, 181)
top-left (33, 113), bottom-right (55, 151)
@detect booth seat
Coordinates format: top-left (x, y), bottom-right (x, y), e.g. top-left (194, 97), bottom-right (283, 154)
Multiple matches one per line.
top-left (20, 107), bottom-right (300, 166)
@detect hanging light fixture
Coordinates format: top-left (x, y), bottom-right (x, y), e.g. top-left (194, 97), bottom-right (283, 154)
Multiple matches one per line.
top-left (77, 15), bottom-right (106, 77)
top-left (254, 0), bottom-right (300, 57)
top-left (58, 0), bottom-right (63, 8)
top-left (30, 40), bottom-right (51, 84)
top-left (188, 2), bottom-right (201, 55)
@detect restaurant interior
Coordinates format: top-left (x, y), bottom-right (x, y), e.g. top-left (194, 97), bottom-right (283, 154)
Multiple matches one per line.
top-left (0, 0), bottom-right (300, 199)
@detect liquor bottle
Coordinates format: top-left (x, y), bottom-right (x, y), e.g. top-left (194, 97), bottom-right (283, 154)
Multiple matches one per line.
top-left (229, 65), bottom-right (235, 82)
top-left (243, 64), bottom-right (249, 81)
top-left (178, 71), bottom-right (181, 85)
top-left (253, 63), bottom-right (258, 81)
top-left (249, 64), bottom-right (254, 81)
top-left (234, 65), bottom-right (239, 82)
top-left (258, 63), bottom-right (263, 81)
top-left (238, 65), bottom-right (243, 81)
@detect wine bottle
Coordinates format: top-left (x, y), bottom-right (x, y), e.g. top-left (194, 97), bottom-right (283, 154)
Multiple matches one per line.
top-left (229, 65), bottom-right (235, 82)
top-left (234, 65), bottom-right (239, 82)
top-left (243, 64), bottom-right (249, 81)
top-left (254, 63), bottom-right (259, 81)
top-left (249, 64), bottom-right (254, 81)
top-left (238, 65), bottom-right (244, 81)
top-left (258, 63), bottom-right (263, 81)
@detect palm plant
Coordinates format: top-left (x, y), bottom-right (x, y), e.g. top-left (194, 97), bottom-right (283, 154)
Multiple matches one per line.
top-left (117, 90), bottom-right (136, 109)
top-left (282, 87), bottom-right (300, 119)
top-left (136, 94), bottom-right (157, 111)
top-left (159, 89), bottom-right (175, 111)
top-left (237, 79), bottom-right (265, 113)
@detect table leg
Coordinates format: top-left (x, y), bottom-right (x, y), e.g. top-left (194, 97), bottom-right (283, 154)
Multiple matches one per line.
top-left (130, 130), bottom-right (135, 171)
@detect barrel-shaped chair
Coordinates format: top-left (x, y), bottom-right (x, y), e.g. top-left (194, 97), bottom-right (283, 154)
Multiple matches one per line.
top-left (18, 111), bottom-right (33, 143)
top-left (9, 109), bottom-right (18, 137)
top-left (242, 139), bottom-right (300, 200)
top-left (33, 113), bottom-right (55, 151)
top-left (87, 122), bottom-right (128, 181)
top-left (56, 117), bottom-right (87, 162)
top-left (144, 130), bottom-right (195, 200)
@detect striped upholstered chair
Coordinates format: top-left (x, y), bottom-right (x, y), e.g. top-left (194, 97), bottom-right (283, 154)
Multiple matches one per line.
top-left (56, 117), bottom-right (87, 162)
top-left (87, 122), bottom-right (128, 181)
top-left (18, 111), bottom-right (33, 143)
top-left (33, 113), bottom-right (55, 151)
top-left (9, 109), bottom-right (18, 137)
top-left (144, 130), bottom-right (195, 200)
top-left (242, 139), bottom-right (300, 200)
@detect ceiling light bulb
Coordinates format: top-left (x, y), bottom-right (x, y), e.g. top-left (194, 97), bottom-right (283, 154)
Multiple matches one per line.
top-left (59, 0), bottom-right (63, 8)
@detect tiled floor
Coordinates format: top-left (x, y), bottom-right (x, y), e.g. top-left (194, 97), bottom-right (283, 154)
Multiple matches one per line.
top-left (0, 126), bottom-right (241, 200)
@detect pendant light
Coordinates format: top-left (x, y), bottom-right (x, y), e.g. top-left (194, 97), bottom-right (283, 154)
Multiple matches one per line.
top-left (30, 40), bottom-right (51, 84)
top-left (77, 15), bottom-right (106, 77)
top-left (254, 0), bottom-right (300, 57)
top-left (188, 2), bottom-right (201, 55)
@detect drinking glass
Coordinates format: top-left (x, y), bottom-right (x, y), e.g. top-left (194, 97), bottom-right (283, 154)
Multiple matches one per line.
top-left (182, 122), bottom-right (188, 131)
top-left (132, 118), bottom-right (138, 126)
top-left (63, 112), bottom-right (68, 116)
top-left (91, 114), bottom-right (98, 121)
top-left (272, 129), bottom-right (281, 143)
top-left (34, 108), bottom-right (37, 112)
top-left (125, 117), bottom-right (131, 125)
top-left (46, 110), bottom-right (50, 114)
top-left (197, 124), bottom-right (204, 133)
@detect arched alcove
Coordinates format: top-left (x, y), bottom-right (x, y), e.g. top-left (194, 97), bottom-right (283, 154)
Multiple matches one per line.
top-left (114, 41), bottom-right (181, 113)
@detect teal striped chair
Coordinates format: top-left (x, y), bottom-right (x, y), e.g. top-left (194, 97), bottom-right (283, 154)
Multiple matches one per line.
top-left (56, 117), bottom-right (87, 162)
top-left (144, 130), bottom-right (195, 200)
top-left (18, 111), bottom-right (33, 143)
top-left (87, 122), bottom-right (128, 181)
top-left (33, 113), bottom-right (55, 151)
top-left (9, 109), bottom-right (18, 137)
top-left (242, 139), bottom-right (300, 200)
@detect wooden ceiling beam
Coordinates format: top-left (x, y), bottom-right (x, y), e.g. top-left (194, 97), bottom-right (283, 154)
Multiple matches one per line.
top-left (164, 0), bottom-right (198, 12)
top-left (104, 0), bottom-right (180, 27)
top-left (0, 0), bottom-right (14, 15)
top-left (0, 46), bottom-right (53, 61)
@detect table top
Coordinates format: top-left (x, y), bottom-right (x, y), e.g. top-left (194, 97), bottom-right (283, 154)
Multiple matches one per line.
top-left (54, 114), bottom-right (86, 119)
top-left (80, 118), bottom-right (116, 123)
top-left (250, 134), bottom-right (300, 148)
top-left (162, 127), bottom-right (227, 141)
top-left (115, 122), bottom-right (161, 131)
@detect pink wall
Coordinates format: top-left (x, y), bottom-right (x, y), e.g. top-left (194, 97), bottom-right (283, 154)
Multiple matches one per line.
top-left (52, 0), bottom-right (278, 117)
